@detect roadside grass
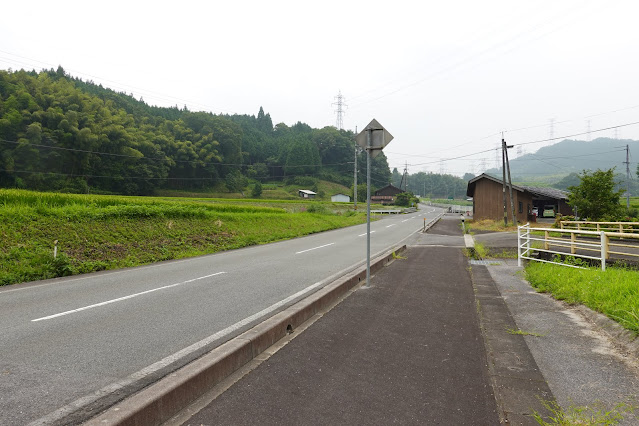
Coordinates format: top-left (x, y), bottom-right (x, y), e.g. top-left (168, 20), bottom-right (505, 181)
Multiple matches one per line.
top-left (533, 399), bottom-right (636, 425)
top-left (473, 242), bottom-right (489, 259)
top-left (506, 327), bottom-right (545, 337)
top-left (524, 262), bottom-right (639, 335)
top-left (467, 218), bottom-right (555, 234)
top-left (0, 189), bottom-right (367, 286)
top-left (466, 219), bottom-right (519, 233)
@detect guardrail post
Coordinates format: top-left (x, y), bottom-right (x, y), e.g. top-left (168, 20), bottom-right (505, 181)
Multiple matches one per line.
top-left (600, 231), bottom-right (607, 271)
top-left (517, 225), bottom-right (522, 267)
top-left (570, 232), bottom-right (576, 254)
top-left (597, 223), bottom-right (600, 232)
top-left (544, 230), bottom-right (550, 251)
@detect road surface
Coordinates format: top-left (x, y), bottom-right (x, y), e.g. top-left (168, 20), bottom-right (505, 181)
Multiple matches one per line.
top-left (0, 205), bottom-right (444, 425)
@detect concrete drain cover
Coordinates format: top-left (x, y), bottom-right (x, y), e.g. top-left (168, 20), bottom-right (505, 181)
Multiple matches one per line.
top-left (470, 260), bottom-right (502, 266)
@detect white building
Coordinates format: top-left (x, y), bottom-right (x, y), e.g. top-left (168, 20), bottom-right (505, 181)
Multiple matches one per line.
top-left (331, 193), bottom-right (351, 203)
top-left (298, 189), bottom-right (317, 199)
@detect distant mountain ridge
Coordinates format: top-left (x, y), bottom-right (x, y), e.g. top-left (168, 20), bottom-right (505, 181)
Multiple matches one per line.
top-left (486, 137), bottom-right (639, 181)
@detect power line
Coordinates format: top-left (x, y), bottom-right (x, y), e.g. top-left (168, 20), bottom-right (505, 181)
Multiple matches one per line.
top-left (348, 1), bottom-right (597, 110)
top-left (405, 120), bottom-right (639, 167)
top-left (0, 138), bottom-right (353, 169)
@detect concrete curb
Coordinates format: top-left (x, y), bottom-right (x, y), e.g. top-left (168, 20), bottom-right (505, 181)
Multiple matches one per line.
top-left (85, 244), bottom-right (407, 426)
top-left (574, 305), bottom-right (639, 360)
top-left (472, 265), bottom-right (555, 424)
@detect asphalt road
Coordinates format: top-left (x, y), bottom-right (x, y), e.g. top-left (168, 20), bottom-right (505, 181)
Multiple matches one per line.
top-left (0, 205), bottom-right (443, 425)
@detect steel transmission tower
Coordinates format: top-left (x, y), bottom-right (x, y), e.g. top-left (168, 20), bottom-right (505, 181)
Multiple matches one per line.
top-left (332, 91), bottom-right (347, 130)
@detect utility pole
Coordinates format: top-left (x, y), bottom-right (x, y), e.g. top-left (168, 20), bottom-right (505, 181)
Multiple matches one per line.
top-left (501, 135), bottom-right (516, 226)
top-left (354, 126), bottom-right (358, 210)
top-left (502, 136), bottom-right (507, 226)
top-left (625, 144), bottom-right (630, 209)
top-left (505, 139), bottom-right (516, 226)
top-left (404, 162), bottom-right (408, 192)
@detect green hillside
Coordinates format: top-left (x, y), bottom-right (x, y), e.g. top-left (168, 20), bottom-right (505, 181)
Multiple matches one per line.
top-left (486, 137), bottom-right (638, 180)
top-left (0, 67), bottom-right (391, 196)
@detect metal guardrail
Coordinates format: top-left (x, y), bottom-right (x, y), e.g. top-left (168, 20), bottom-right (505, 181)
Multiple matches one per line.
top-left (428, 203), bottom-right (473, 214)
top-left (422, 212), bottom-right (445, 232)
top-left (518, 223), bottom-right (639, 271)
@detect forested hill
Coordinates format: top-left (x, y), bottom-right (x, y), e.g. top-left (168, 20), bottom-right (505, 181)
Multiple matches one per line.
top-left (486, 137), bottom-right (639, 180)
top-left (0, 67), bottom-right (391, 195)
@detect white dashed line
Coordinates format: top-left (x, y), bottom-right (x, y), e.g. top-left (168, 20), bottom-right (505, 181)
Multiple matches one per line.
top-left (295, 243), bottom-right (335, 254)
top-left (32, 272), bottom-right (227, 322)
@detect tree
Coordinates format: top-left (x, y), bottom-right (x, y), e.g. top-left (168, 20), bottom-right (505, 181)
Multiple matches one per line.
top-left (284, 136), bottom-right (321, 176)
top-left (462, 172), bottom-right (475, 181)
top-left (251, 181), bottom-right (263, 198)
top-left (567, 169), bottom-right (624, 220)
top-left (352, 183), bottom-right (368, 203)
top-left (391, 168), bottom-right (402, 187)
top-left (395, 192), bottom-right (416, 207)
top-left (225, 170), bottom-right (248, 194)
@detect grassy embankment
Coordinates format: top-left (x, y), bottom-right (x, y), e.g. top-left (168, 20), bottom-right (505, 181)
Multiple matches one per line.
top-left (0, 189), bottom-right (367, 286)
top-left (525, 262), bottom-right (639, 335)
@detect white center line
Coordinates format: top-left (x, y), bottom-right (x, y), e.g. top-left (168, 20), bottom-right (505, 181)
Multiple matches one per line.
top-left (358, 231), bottom-right (376, 237)
top-left (295, 243), bottom-right (334, 254)
top-left (32, 272), bottom-right (227, 322)
top-left (386, 224), bottom-right (396, 228)
top-left (401, 219), bottom-right (410, 223)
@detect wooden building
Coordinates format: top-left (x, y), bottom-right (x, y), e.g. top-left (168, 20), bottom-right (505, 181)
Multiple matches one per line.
top-left (466, 174), bottom-right (571, 222)
top-left (372, 184), bottom-right (404, 205)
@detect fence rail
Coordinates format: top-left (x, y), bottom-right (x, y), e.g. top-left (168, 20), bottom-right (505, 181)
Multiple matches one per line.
top-left (518, 223), bottom-right (639, 270)
top-left (428, 203), bottom-right (473, 214)
top-left (560, 220), bottom-right (639, 234)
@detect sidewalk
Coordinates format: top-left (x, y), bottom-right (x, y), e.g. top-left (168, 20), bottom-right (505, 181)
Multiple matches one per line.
top-left (178, 216), bottom-right (549, 425)
top-left (469, 224), bottom-right (639, 424)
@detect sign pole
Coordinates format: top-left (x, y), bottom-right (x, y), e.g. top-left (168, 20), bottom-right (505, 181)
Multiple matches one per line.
top-left (355, 119), bottom-right (393, 288)
top-left (366, 128), bottom-right (372, 287)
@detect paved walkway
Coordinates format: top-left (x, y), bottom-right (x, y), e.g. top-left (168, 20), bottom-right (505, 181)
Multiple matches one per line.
top-left (182, 217), bottom-right (502, 425)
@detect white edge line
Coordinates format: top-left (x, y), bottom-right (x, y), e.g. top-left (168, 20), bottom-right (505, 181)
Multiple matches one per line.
top-left (295, 243), bottom-right (334, 255)
top-left (28, 280), bottom-right (324, 426)
top-left (31, 272), bottom-right (227, 322)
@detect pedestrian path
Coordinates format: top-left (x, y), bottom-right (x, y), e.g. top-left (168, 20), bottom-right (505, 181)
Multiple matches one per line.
top-left (183, 223), bottom-right (500, 424)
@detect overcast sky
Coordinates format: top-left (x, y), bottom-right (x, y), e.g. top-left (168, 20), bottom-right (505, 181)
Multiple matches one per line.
top-left (2, 0), bottom-right (638, 176)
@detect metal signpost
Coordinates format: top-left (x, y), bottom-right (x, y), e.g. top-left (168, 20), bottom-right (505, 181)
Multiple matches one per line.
top-left (355, 119), bottom-right (393, 286)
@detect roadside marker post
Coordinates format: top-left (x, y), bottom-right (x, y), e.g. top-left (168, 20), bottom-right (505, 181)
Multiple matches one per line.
top-left (356, 119), bottom-right (393, 287)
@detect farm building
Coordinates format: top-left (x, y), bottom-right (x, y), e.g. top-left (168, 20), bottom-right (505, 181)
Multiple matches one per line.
top-left (331, 193), bottom-right (351, 203)
top-left (466, 174), bottom-right (571, 222)
top-left (298, 189), bottom-right (317, 199)
top-left (371, 184), bottom-right (404, 205)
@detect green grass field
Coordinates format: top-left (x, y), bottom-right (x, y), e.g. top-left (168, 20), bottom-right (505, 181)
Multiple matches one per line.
top-left (525, 262), bottom-right (639, 335)
top-left (0, 189), bottom-right (367, 286)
